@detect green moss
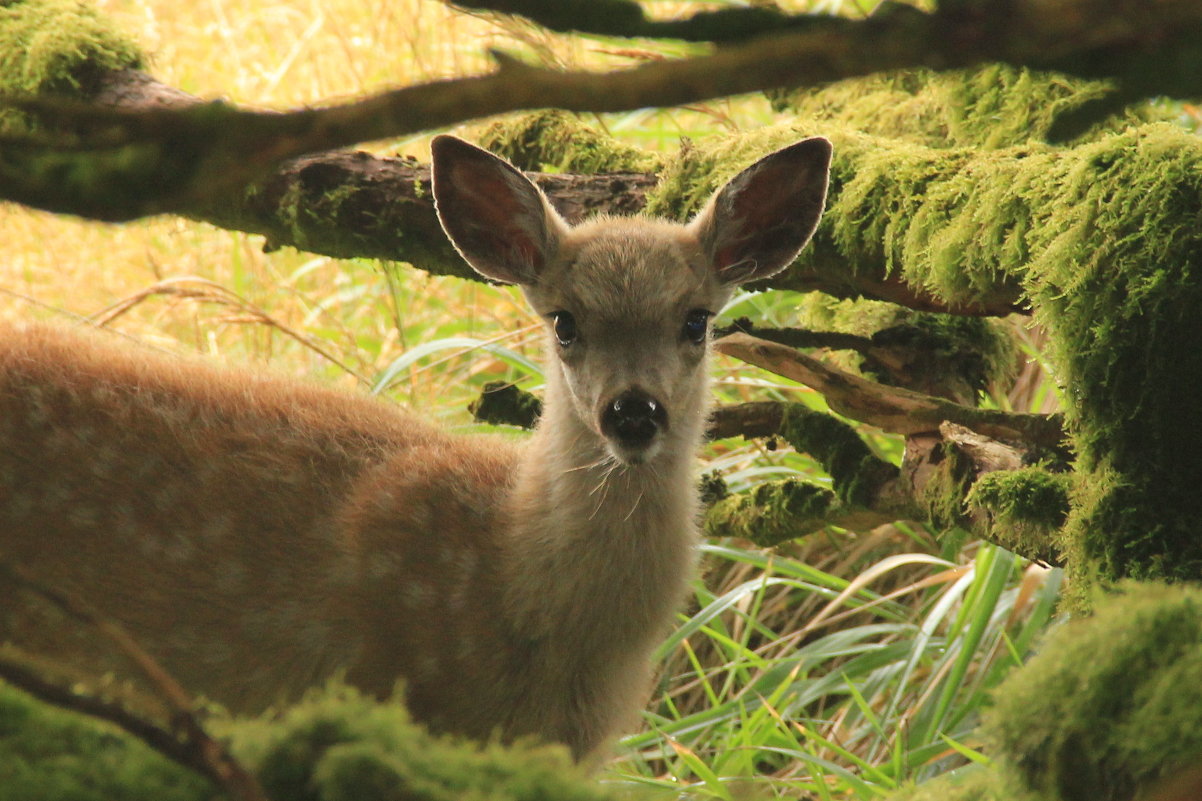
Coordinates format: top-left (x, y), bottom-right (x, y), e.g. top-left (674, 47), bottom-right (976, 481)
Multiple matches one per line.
top-left (0, 0), bottom-right (143, 95)
top-left (477, 110), bottom-right (661, 174)
top-left (705, 478), bottom-right (836, 546)
top-left (966, 467), bottom-right (1070, 563)
top-left (918, 441), bottom-right (974, 549)
top-left (983, 582), bottom-right (1202, 801)
top-left (0, 679), bottom-right (629, 801)
top-left (667, 119), bottom-right (1202, 585)
top-left (0, 0), bottom-right (144, 133)
top-left (881, 768), bottom-right (1022, 801)
top-left (697, 470), bottom-right (729, 507)
top-left (0, 681), bottom-right (213, 801)
top-left (1021, 125), bottom-right (1202, 585)
top-left (770, 65), bottom-right (1160, 149)
top-left (777, 403), bottom-right (893, 508)
top-left (222, 683), bottom-right (617, 801)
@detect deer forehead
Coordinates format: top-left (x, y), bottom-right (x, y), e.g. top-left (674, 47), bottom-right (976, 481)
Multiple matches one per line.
top-left (531, 217), bottom-right (724, 318)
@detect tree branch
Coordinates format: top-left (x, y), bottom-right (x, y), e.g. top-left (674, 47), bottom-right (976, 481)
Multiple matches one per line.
top-left (0, 67), bottom-right (1002, 314)
top-left (446, 0), bottom-right (823, 43)
top-left (6, 0), bottom-right (1202, 222)
top-left (714, 332), bottom-right (1065, 450)
top-left (1, 560), bottom-right (268, 801)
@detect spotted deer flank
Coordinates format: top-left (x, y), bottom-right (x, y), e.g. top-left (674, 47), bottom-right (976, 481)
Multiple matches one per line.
top-left (0, 135), bottom-right (831, 760)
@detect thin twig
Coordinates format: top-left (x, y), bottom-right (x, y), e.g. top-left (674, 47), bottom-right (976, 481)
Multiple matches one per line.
top-left (1, 561), bottom-right (269, 801)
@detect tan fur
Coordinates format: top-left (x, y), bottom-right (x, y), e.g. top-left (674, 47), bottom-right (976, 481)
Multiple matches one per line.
top-left (0, 136), bottom-right (830, 759)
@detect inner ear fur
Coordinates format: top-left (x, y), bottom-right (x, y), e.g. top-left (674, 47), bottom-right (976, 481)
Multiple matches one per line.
top-left (431, 135), bottom-right (567, 286)
top-left (689, 137), bottom-right (832, 285)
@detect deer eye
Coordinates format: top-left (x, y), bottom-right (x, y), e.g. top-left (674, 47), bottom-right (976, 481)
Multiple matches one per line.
top-left (683, 309), bottom-right (711, 345)
top-left (550, 311), bottom-right (577, 346)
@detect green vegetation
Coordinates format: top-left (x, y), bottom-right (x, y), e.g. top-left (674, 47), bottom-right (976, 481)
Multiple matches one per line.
top-left (0, 680), bottom-right (624, 801)
top-left (3, 1), bottom-right (1202, 800)
top-left (0, 0), bottom-right (143, 97)
top-left (983, 582), bottom-right (1202, 801)
top-left (478, 110), bottom-right (663, 173)
top-left (0, 0), bottom-right (144, 135)
top-left (0, 681), bottom-right (213, 801)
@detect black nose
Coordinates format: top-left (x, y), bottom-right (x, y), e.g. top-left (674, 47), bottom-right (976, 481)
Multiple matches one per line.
top-left (601, 390), bottom-right (668, 447)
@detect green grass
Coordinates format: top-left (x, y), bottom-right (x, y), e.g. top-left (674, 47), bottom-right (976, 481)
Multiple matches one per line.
top-left (608, 542), bottom-right (1060, 798)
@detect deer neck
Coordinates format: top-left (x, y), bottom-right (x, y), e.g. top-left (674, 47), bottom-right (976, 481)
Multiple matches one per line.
top-left (500, 368), bottom-right (704, 645)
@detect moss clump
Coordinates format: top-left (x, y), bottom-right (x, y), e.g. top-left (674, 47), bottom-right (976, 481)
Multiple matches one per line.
top-left (966, 467), bottom-right (1071, 562)
top-left (705, 478), bottom-right (836, 546)
top-left (477, 110), bottom-right (662, 174)
top-left (917, 441), bottom-right (974, 547)
top-left (223, 683), bottom-right (617, 801)
top-left (0, 679), bottom-right (628, 801)
top-left (0, 0), bottom-right (143, 95)
top-left (882, 768), bottom-right (1017, 801)
top-left (770, 64), bottom-right (1161, 149)
top-left (1021, 125), bottom-right (1202, 586)
top-left (0, 681), bottom-right (213, 801)
top-left (777, 403), bottom-right (893, 508)
top-left (697, 470), bottom-right (729, 507)
top-left (982, 582), bottom-right (1202, 801)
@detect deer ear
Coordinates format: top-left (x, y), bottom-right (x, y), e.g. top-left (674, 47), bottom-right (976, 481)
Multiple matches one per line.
top-left (431, 135), bottom-right (567, 286)
top-left (689, 137), bottom-right (832, 286)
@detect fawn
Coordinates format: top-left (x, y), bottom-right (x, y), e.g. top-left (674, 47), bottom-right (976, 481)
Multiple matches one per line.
top-left (0, 135), bottom-right (830, 759)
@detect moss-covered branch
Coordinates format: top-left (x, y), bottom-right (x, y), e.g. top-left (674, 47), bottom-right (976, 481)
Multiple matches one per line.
top-left (6, 0), bottom-right (1202, 224)
top-left (715, 332), bottom-right (1063, 448)
top-left (471, 383), bottom-right (1067, 556)
top-left (2, 561), bottom-right (269, 801)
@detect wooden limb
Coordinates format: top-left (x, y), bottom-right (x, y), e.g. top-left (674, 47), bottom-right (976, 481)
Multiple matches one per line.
top-left (900, 423), bottom-right (1066, 564)
top-left (0, 67), bottom-right (1022, 313)
top-left (0, 647), bottom-right (212, 781)
top-left (715, 332), bottom-right (1065, 450)
top-left (713, 320), bottom-right (877, 355)
top-left (8, 1), bottom-right (1202, 220)
top-left (446, 0), bottom-right (824, 43)
top-left (1, 561), bottom-right (269, 801)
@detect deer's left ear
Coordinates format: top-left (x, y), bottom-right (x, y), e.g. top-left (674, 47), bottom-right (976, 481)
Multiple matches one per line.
top-left (688, 137), bottom-right (832, 286)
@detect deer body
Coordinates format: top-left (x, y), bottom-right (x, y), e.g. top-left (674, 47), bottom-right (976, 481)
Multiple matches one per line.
top-left (0, 136), bottom-right (830, 759)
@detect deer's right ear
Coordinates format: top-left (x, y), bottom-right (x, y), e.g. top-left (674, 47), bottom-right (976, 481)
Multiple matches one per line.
top-left (431, 135), bottom-right (567, 286)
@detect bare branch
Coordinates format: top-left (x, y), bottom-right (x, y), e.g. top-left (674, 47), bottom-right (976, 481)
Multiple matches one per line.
top-left (0, 647), bottom-right (204, 775)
